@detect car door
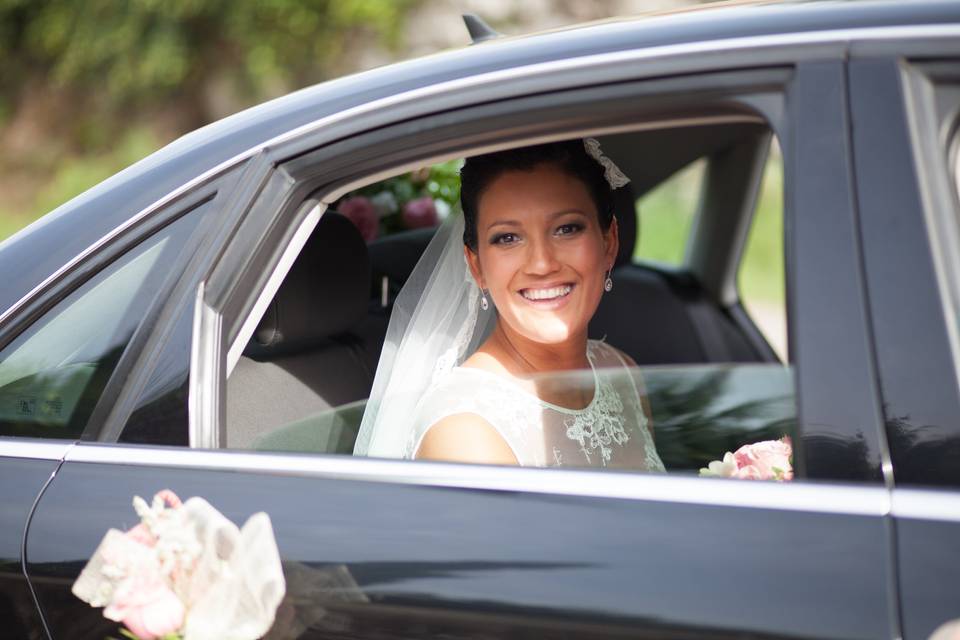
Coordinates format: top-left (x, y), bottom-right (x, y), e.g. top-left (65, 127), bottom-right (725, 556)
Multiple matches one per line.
top-left (847, 45), bottom-right (960, 639)
top-left (25, 43), bottom-right (897, 639)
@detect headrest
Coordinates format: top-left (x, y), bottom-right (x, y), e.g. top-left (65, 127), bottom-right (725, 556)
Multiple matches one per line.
top-left (250, 211), bottom-right (370, 357)
top-left (613, 182), bottom-right (637, 267)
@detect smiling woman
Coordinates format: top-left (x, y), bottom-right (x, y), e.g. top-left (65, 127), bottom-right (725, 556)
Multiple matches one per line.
top-left (354, 139), bottom-right (666, 470)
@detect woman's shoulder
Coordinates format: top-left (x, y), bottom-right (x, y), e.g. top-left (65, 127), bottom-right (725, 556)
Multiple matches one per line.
top-left (415, 412), bottom-right (519, 465)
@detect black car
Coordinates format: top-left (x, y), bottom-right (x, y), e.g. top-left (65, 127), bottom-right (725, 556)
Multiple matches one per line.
top-left (2, 1), bottom-right (960, 638)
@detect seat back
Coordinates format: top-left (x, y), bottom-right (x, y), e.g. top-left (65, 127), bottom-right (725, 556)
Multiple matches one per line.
top-left (225, 212), bottom-right (375, 448)
top-left (589, 185), bottom-right (766, 364)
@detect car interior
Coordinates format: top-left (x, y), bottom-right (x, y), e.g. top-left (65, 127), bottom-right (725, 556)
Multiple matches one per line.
top-left (224, 122), bottom-right (796, 470)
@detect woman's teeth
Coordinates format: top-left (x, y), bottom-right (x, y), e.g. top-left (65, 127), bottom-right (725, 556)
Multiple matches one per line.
top-left (521, 285), bottom-right (572, 301)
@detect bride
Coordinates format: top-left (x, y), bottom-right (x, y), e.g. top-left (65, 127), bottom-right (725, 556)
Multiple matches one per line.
top-left (353, 138), bottom-right (665, 472)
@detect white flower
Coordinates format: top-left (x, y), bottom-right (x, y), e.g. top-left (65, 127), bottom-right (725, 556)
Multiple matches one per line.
top-left (370, 191), bottom-right (398, 218)
top-left (699, 452), bottom-right (737, 477)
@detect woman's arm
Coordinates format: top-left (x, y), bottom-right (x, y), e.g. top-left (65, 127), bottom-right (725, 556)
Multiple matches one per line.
top-left (415, 413), bottom-right (519, 465)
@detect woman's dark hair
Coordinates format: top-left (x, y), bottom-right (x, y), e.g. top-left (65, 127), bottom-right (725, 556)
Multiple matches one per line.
top-left (459, 140), bottom-right (615, 251)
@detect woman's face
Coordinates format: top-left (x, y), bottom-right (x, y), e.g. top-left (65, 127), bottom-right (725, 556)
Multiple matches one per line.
top-left (465, 163), bottom-right (618, 346)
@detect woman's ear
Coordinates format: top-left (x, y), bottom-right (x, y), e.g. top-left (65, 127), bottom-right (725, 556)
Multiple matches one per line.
top-left (464, 244), bottom-right (484, 289)
top-left (604, 216), bottom-right (620, 271)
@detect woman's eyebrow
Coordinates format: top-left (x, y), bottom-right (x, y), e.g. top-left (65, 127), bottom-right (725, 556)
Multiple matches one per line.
top-left (551, 208), bottom-right (588, 219)
top-left (487, 209), bottom-right (588, 231)
top-left (486, 219), bottom-right (521, 231)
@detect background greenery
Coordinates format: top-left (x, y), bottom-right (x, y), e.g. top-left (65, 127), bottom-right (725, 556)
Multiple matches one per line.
top-left (636, 146), bottom-right (786, 357)
top-left (0, 0), bottom-right (414, 239)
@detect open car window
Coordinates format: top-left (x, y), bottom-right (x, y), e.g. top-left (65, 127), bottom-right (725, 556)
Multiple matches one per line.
top-left (223, 121), bottom-right (795, 480)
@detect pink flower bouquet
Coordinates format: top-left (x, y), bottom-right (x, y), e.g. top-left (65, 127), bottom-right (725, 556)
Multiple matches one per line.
top-left (72, 490), bottom-right (285, 640)
top-left (699, 437), bottom-right (793, 481)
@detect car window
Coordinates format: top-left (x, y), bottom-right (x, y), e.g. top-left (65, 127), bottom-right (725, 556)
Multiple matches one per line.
top-left (0, 210), bottom-right (202, 439)
top-left (738, 138), bottom-right (786, 360)
top-left (633, 158), bottom-right (706, 266)
top-left (225, 125), bottom-right (796, 480)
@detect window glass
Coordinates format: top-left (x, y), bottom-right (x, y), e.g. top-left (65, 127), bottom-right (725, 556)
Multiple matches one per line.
top-left (738, 138), bottom-right (786, 360)
top-left (0, 211), bottom-right (201, 439)
top-left (226, 129), bottom-right (795, 480)
top-left (633, 159), bottom-right (706, 265)
top-left (119, 306), bottom-right (193, 446)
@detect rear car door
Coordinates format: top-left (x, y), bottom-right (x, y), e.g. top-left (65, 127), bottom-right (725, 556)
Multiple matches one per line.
top-left (847, 41), bottom-right (960, 639)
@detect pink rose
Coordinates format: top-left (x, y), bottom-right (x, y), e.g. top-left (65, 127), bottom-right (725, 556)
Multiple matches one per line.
top-left (155, 489), bottom-right (182, 508)
top-left (401, 196), bottom-right (438, 229)
top-left (339, 196), bottom-right (378, 241)
top-left (106, 569), bottom-right (184, 639)
top-left (732, 437), bottom-right (793, 481)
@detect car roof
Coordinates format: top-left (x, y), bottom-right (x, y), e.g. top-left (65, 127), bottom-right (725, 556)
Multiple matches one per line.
top-left (1, 0), bottom-right (957, 315)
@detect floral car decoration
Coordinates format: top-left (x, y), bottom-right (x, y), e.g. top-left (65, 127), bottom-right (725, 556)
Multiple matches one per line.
top-left (72, 490), bottom-right (285, 640)
top-left (336, 160), bottom-right (462, 241)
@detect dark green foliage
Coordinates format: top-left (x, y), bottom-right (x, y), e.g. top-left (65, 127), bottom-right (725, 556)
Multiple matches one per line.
top-left (0, 0), bottom-right (414, 109)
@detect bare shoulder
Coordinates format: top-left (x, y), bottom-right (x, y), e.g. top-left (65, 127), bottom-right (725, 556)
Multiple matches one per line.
top-left (415, 412), bottom-right (519, 465)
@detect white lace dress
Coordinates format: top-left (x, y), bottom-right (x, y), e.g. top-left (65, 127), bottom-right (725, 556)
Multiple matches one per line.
top-left (405, 340), bottom-right (666, 471)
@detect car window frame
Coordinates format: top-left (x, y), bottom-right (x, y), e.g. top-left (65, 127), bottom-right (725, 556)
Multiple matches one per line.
top-left (186, 54), bottom-right (890, 491)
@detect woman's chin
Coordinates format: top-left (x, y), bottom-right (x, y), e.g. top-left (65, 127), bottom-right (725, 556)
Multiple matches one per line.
top-left (505, 312), bottom-right (582, 345)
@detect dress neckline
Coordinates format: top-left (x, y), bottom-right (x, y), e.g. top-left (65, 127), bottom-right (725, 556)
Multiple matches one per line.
top-left (454, 341), bottom-right (601, 415)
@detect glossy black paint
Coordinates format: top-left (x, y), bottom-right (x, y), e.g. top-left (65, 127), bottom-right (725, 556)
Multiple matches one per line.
top-left (896, 513), bottom-right (960, 639)
top-left (788, 60), bottom-right (887, 483)
top-left (0, 455), bottom-right (59, 640)
top-left (27, 455), bottom-right (892, 639)
top-left (2, 0), bottom-right (959, 320)
top-left (849, 58), bottom-right (960, 489)
top-left (1, 1), bottom-right (959, 639)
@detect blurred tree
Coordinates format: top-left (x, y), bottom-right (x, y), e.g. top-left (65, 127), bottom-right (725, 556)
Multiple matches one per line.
top-left (0, 0), bottom-right (414, 142)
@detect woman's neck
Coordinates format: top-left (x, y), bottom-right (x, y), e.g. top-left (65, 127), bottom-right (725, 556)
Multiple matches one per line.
top-left (489, 320), bottom-right (590, 375)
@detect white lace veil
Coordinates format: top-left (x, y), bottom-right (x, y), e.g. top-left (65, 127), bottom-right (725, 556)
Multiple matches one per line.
top-left (352, 138), bottom-right (628, 459)
top-left (353, 212), bottom-right (495, 457)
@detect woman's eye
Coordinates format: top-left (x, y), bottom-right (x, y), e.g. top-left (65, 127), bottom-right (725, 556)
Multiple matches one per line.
top-left (556, 223), bottom-right (584, 236)
top-left (491, 233), bottom-right (519, 245)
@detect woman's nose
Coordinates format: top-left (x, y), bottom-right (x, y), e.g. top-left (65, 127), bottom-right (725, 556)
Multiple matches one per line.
top-left (525, 236), bottom-right (560, 275)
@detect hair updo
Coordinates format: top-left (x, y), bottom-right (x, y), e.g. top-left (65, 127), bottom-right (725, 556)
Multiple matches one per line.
top-left (459, 140), bottom-right (615, 252)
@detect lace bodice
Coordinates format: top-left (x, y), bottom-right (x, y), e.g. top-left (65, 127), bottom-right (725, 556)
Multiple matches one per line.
top-left (406, 340), bottom-right (666, 471)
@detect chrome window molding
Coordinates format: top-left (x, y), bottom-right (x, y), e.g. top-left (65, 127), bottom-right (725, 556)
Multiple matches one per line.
top-left (0, 438), bottom-right (75, 461)
top-left (65, 442), bottom-right (891, 517)
top-left (891, 488), bottom-right (960, 523)
top-left (4, 24), bottom-right (960, 332)
top-left (189, 281), bottom-right (223, 449)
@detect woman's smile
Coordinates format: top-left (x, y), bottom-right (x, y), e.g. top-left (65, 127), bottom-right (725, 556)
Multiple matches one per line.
top-left (518, 283), bottom-right (574, 306)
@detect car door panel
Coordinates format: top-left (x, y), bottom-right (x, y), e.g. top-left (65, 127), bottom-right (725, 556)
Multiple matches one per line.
top-left (0, 443), bottom-right (68, 640)
top-left (27, 447), bottom-right (894, 639)
top-left (892, 493), bottom-right (960, 640)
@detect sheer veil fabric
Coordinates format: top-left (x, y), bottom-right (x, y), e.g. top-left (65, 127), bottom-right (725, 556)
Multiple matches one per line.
top-left (353, 213), bottom-right (495, 458)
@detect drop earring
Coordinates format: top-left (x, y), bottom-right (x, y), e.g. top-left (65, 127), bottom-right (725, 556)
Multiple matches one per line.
top-left (604, 270), bottom-right (613, 292)
top-left (481, 289), bottom-right (490, 310)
